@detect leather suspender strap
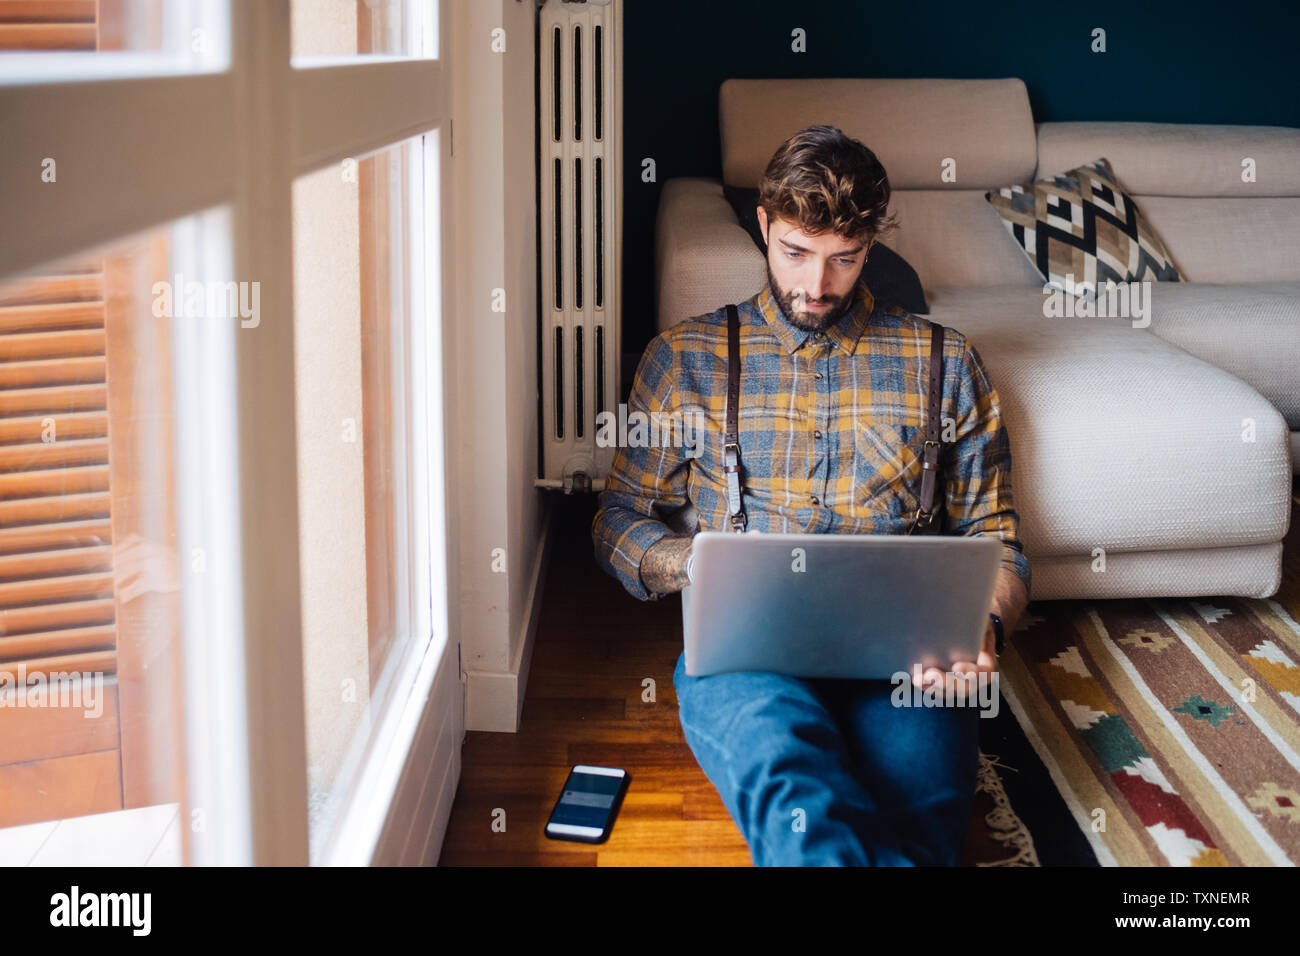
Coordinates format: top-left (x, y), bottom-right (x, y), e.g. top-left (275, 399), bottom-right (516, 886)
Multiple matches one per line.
top-left (908, 322), bottom-right (946, 535)
top-left (724, 304), bottom-right (746, 532)
top-left (725, 304), bottom-right (943, 536)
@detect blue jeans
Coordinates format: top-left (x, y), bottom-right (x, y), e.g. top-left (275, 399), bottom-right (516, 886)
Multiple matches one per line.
top-left (673, 650), bottom-right (981, 866)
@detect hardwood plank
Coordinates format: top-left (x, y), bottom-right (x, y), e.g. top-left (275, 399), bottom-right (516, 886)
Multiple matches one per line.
top-left (0, 749), bottom-right (121, 829)
top-left (438, 848), bottom-right (598, 867)
top-left (597, 846), bottom-right (753, 867)
top-left (460, 732), bottom-right (569, 767)
top-left (682, 790), bottom-right (735, 821)
top-left (521, 696), bottom-right (626, 722)
top-left (439, 494), bottom-right (748, 865)
top-left (0, 681), bottom-right (118, 765)
top-left (567, 741), bottom-right (699, 768)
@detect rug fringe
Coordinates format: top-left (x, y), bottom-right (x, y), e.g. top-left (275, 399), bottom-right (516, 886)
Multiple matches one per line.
top-left (975, 750), bottom-right (1041, 867)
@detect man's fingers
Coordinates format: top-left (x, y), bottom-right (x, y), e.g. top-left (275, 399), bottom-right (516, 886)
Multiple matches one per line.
top-left (911, 665), bottom-right (945, 688)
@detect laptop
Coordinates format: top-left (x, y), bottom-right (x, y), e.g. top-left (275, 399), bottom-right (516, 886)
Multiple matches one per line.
top-left (680, 531), bottom-right (1002, 679)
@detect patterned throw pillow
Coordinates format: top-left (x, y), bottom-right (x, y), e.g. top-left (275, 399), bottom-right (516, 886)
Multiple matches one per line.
top-left (985, 158), bottom-right (1182, 300)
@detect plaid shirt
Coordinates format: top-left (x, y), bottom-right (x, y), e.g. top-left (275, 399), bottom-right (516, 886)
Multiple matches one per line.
top-left (591, 277), bottom-right (1031, 602)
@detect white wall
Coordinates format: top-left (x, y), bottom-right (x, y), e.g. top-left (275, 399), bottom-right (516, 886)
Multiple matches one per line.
top-left (449, 0), bottom-right (548, 732)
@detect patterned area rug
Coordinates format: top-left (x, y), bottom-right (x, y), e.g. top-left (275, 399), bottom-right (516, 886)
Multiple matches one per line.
top-left (971, 489), bottom-right (1300, 866)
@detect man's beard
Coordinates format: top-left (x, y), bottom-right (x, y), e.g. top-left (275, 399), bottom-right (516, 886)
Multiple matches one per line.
top-left (767, 263), bottom-right (858, 332)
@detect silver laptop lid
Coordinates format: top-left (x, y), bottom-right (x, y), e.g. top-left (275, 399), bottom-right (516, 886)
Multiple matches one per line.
top-left (681, 531), bottom-right (1002, 679)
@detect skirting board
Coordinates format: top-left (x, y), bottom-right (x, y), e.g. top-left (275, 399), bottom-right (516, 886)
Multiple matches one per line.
top-left (463, 493), bottom-right (557, 733)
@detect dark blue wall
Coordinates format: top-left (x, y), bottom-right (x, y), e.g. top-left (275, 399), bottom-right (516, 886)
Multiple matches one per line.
top-left (620, 0), bottom-right (1300, 359)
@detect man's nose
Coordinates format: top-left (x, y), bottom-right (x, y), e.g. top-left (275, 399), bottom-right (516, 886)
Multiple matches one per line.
top-left (804, 260), bottom-right (828, 301)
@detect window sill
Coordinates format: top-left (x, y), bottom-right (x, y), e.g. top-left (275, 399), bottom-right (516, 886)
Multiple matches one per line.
top-left (0, 802), bottom-right (181, 866)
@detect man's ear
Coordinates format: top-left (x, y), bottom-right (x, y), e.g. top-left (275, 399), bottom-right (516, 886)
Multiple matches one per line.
top-left (757, 205), bottom-right (768, 245)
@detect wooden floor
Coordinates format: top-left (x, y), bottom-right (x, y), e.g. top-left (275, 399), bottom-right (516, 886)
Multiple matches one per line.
top-left (441, 479), bottom-right (1300, 865)
top-left (438, 492), bottom-right (755, 866)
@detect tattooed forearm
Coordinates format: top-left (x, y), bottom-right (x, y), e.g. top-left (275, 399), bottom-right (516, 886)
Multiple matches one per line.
top-left (639, 535), bottom-right (694, 595)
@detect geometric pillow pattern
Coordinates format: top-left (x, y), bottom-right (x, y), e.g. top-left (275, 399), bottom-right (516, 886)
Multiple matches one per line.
top-left (985, 157), bottom-right (1182, 301)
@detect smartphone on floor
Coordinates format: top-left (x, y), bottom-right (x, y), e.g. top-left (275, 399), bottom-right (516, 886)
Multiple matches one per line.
top-left (544, 765), bottom-right (630, 843)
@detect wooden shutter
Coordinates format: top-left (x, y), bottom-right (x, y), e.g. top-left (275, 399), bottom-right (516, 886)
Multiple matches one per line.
top-left (0, 263), bottom-right (123, 826)
top-left (0, 1), bottom-right (97, 51)
top-left (0, 1), bottom-right (182, 829)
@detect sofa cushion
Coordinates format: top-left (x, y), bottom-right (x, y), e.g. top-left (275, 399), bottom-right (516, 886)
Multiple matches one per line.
top-left (1036, 122), bottom-right (1300, 197)
top-left (886, 191), bottom-right (1046, 291)
top-left (720, 184), bottom-right (930, 314)
top-left (985, 158), bottom-right (1183, 299)
top-left (922, 286), bottom-right (1292, 558)
top-left (655, 178), bottom-right (768, 333)
top-left (1106, 280), bottom-right (1300, 428)
top-left (1119, 196), bottom-right (1300, 282)
top-left (719, 77), bottom-right (1036, 190)
top-left (1036, 122), bottom-right (1300, 283)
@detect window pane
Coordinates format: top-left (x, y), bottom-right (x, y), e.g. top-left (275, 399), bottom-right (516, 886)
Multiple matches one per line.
top-left (292, 134), bottom-right (434, 858)
top-left (291, 0), bottom-right (437, 59)
top-left (0, 206), bottom-right (239, 865)
top-left (0, 0), bottom-right (228, 70)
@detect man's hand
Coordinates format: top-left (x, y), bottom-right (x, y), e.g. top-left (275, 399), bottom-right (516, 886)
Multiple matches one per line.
top-left (911, 566), bottom-right (1027, 691)
top-left (639, 535), bottom-right (694, 595)
top-left (912, 618), bottom-right (997, 691)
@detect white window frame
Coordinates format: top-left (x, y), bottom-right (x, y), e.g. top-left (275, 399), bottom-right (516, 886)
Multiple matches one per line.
top-left (0, 1), bottom-right (455, 866)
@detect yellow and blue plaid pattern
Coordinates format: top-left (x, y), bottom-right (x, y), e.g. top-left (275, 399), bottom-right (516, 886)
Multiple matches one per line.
top-left (592, 277), bottom-right (1031, 601)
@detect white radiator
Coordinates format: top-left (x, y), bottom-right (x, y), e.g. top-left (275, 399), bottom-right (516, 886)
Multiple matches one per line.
top-left (537, 0), bottom-right (622, 493)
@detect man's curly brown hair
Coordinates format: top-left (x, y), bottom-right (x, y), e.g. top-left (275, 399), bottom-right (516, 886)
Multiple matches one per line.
top-left (757, 125), bottom-right (898, 246)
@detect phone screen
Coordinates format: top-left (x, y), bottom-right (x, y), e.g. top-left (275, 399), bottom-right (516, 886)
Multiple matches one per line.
top-left (545, 765), bottom-right (629, 842)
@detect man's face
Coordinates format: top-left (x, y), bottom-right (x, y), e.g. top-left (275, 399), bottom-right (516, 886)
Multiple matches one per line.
top-left (757, 207), bottom-right (874, 332)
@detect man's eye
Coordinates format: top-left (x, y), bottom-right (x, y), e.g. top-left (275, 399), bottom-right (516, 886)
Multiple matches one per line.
top-left (836, 257), bottom-right (854, 265)
top-left (785, 251), bottom-right (802, 260)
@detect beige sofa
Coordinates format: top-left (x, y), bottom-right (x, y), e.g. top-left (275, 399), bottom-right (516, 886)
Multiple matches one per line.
top-left (653, 78), bottom-right (1299, 601)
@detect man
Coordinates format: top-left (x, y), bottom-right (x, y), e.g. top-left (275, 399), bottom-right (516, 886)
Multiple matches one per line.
top-left (591, 125), bottom-right (1030, 866)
